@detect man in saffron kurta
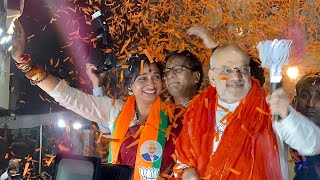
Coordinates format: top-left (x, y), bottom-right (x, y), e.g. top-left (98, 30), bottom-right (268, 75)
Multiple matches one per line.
top-left (175, 44), bottom-right (320, 180)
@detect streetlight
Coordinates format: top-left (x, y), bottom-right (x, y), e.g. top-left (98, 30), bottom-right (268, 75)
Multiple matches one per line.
top-left (58, 119), bottom-right (66, 128)
top-left (286, 67), bottom-right (299, 80)
top-left (73, 122), bottom-right (82, 130)
top-left (56, 119), bottom-right (83, 150)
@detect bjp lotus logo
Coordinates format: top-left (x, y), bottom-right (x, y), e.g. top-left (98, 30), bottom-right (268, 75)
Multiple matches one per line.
top-left (138, 167), bottom-right (160, 180)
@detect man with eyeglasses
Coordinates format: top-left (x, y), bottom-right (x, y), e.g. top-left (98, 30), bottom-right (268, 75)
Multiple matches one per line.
top-left (174, 26), bottom-right (320, 180)
top-left (159, 50), bottom-right (203, 175)
top-left (163, 50), bottom-right (203, 107)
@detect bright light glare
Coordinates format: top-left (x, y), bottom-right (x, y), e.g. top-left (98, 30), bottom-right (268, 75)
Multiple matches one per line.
top-left (7, 19), bottom-right (17, 35)
top-left (8, 46), bottom-right (12, 51)
top-left (286, 67), bottom-right (299, 80)
top-left (73, 122), bottom-right (82, 130)
top-left (5, 35), bottom-right (12, 43)
top-left (0, 29), bottom-right (3, 35)
top-left (58, 119), bottom-right (66, 128)
top-left (0, 37), bottom-right (7, 44)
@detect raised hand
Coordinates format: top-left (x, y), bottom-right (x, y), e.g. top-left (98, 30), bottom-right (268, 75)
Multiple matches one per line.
top-left (187, 26), bottom-right (218, 49)
top-left (268, 88), bottom-right (290, 119)
top-left (182, 168), bottom-right (200, 180)
top-left (11, 19), bottom-right (26, 63)
top-left (85, 63), bottom-right (106, 88)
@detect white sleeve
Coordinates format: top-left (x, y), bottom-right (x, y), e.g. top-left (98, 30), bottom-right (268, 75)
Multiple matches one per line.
top-left (48, 80), bottom-right (123, 125)
top-left (0, 171), bottom-right (8, 180)
top-left (92, 86), bottom-right (106, 97)
top-left (273, 107), bottom-right (320, 156)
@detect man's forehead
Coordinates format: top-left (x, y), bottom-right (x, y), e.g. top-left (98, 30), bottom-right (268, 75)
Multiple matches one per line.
top-left (299, 84), bottom-right (320, 94)
top-left (213, 56), bottom-right (249, 67)
top-left (211, 45), bottom-right (249, 67)
top-left (166, 56), bottom-right (186, 66)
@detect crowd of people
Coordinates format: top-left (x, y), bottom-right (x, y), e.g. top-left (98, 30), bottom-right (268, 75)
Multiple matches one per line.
top-left (7, 19), bottom-right (320, 180)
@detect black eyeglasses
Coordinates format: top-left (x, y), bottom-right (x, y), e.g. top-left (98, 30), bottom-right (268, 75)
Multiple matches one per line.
top-left (163, 65), bottom-right (192, 77)
top-left (211, 66), bottom-right (250, 76)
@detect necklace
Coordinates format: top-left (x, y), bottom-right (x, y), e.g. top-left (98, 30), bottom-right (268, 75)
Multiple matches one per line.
top-left (135, 104), bottom-right (148, 122)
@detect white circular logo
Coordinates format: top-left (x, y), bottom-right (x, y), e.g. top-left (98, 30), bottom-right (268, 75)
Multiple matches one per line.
top-left (140, 140), bottom-right (162, 162)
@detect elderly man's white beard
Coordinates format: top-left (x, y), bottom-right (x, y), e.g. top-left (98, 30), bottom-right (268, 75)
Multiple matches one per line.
top-left (218, 79), bottom-right (252, 103)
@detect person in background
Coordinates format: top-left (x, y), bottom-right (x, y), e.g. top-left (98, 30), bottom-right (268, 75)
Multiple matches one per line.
top-left (290, 72), bottom-right (320, 180)
top-left (0, 160), bottom-right (20, 180)
top-left (161, 50), bottom-right (203, 175)
top-left (163, 50), bottom-right (203, 106)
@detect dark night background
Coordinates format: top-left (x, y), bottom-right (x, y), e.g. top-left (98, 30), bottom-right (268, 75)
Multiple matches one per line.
top-left (8, 0), bottom-right (106, 115)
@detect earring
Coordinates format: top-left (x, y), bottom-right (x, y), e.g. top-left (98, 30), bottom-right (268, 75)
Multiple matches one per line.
top-left (128, 87), bottom-right (133, 95)
top-left (194, 72), bottom-right (200, 83)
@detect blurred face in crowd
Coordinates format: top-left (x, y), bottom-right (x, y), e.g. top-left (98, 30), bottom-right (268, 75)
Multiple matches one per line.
top-left (295, 83), bottom-right (320, 126)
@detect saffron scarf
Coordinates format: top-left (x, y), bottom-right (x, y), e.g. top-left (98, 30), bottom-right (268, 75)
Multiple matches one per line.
top-left (175, 79), bottom-right (283, 180)
top-left (108, 95), bottom-right (168, 179)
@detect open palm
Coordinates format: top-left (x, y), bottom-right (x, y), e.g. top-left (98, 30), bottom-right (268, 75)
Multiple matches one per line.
top-left (11, 19), bottom-right (26, 63)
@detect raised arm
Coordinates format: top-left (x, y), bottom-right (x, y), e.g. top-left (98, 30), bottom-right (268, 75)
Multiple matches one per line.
top-left (12, 19), bottom-right (60, 93)
top-left (11, 19), bottom-right (122, 124)
top-left (187, 26), bottom-right (219, 49)
top-left (85, 63), bottom-right (107, 97)
top-left (48, 80), bottom-right (122, 124)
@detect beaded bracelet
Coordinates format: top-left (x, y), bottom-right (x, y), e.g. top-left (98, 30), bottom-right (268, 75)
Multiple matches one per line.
top-left (16, 59), bottom-right (31, 68)
top-left (21, 62), bottom-right (35, 73)
top-left (21, 54), bottom-right (31, 62)
top-left (15, 54), bottom-right (49, 85)
top-left (30, 70), bottom-right (48, 85)
top-left (15, 54), bottom-right (32, 65)
top-left (25, 64), bottom-right (44, 79)
top-left (15, 54), bottom-right (35, 73)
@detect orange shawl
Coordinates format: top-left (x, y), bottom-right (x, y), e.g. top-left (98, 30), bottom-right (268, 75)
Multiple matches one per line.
top-left (175, 79), bottom-right (283, 180)
top-left (109, 95), bottom-right (168, 180)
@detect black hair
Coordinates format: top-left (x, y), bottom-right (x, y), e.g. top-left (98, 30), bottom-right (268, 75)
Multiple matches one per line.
top-left (249, 56), bottom-right (265, 85)
top-left (123, 53), bottom-right (163, 87)
top-left (295, 72), bottom-right (320, 96)
top-left (164, 50), bottom-right (203, 90)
